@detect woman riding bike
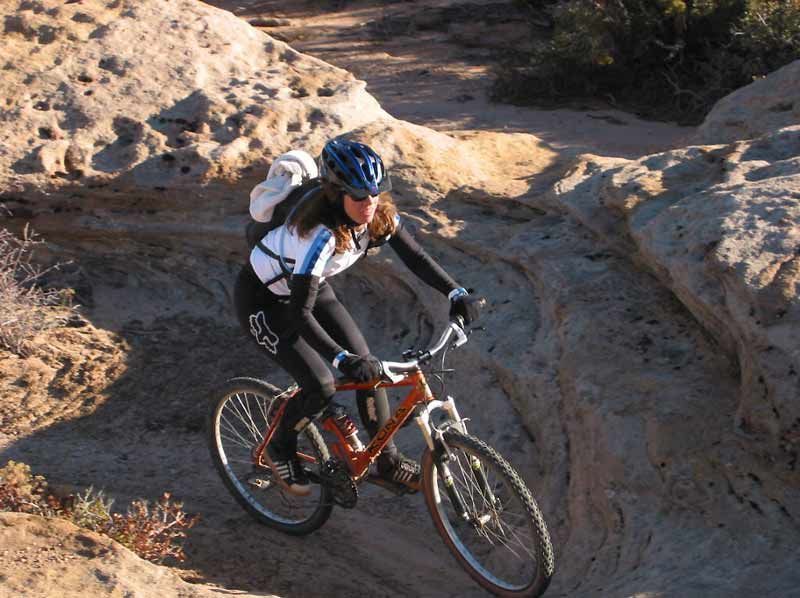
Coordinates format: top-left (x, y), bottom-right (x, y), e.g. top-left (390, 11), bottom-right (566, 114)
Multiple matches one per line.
top-left (233, 138), bottom-right (482, 496)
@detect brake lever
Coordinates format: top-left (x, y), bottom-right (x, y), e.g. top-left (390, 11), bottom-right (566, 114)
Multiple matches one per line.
top-left (380, 361), bottom-right (408, 384)
top-left (402, 348), bottom-right (424, 360)
top-left (450, 320), bottom-right (469, 348)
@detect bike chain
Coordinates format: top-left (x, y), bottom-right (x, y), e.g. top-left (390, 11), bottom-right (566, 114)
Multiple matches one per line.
top-left (320, 459), bottom-right (358, 509)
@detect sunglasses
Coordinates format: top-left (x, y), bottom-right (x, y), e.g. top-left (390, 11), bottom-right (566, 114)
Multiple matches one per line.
top-left (341, 175), bottom-right (391, 201)
top-left (346, 192), bottom-right (379, 202)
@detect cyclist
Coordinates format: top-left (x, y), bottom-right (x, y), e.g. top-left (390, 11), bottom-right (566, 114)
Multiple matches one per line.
top-left (234, 138), bottom-right (482, 496)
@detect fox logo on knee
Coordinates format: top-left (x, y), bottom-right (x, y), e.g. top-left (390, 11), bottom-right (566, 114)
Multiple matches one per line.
top-left (249, 311), bottom-right (279, 354)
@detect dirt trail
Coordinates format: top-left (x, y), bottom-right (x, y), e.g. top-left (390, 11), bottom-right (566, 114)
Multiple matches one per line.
top-left (204, 0), bottom-right (691, 158)
top-left (0, 250), bottom-right (529, 597)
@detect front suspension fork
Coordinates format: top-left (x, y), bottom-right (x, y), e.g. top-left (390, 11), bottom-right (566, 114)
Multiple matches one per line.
top-left (416, 397), bottom-right (498, 519)
top-left (434, 445), bottom-right (471, 522)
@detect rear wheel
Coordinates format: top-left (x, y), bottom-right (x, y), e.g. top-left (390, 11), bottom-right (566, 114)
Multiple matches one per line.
top-left (207, 377), bottom-right (333, 535)
top-left (422, 431), bottom-right (555, 597)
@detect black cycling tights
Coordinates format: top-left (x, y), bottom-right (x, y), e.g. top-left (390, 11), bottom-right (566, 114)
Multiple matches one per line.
top-left (234, 265), bottom-right (395, 459)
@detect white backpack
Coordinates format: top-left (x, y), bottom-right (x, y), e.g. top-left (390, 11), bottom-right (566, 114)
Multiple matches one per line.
top-left (249, 149), bottom-right (318, 222)
top-left (245, 149), bottom-right (319, 250)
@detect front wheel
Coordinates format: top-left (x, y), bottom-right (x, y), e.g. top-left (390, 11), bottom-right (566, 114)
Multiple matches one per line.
top-left (207, 377), bottom-right (334, 535)
top-left (422, 431), bottom-right (555, 597)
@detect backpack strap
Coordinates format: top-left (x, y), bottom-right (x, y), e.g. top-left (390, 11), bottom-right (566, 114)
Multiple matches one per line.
top-left (256, 239), bottom-right (295, 277)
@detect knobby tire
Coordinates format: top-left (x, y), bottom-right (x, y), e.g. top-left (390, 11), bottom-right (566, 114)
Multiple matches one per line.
top-left (422, 430), bottom-right (555, 597)
top-left (207, 377), bottom-right (333, 535)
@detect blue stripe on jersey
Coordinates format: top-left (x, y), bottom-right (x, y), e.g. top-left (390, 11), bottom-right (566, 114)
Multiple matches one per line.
top-left (298, 229), bottom-right (333, 274)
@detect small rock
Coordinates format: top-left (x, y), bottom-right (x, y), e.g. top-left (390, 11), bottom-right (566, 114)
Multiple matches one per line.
top-left (64, 142), bottom-right (91, 174)
top-left (248, 17), bottom-right (290, 28)
top-left (451, 93), bottom-right (475, 103)
top-left (71, 12), bottom-right (94, 23)
top-left (35, 140), bottom-right (70, 175)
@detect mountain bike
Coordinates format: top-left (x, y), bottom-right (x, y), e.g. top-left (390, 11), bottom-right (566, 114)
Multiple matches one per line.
top-left (207, 317), bottom-right (555, 597)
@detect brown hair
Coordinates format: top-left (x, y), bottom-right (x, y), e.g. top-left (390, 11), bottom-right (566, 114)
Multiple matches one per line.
top-left (288, 182), bottom-right (398, 253)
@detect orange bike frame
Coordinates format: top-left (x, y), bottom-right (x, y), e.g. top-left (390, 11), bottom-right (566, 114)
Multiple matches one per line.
top-left (254, 370), bottom-right (434, 479)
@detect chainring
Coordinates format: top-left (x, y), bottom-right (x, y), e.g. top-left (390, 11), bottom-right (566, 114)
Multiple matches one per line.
top-left (320, 458), bottom-right (358, 509)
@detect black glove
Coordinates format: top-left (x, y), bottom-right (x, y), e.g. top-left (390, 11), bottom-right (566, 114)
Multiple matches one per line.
top-left (337, 353), bottom-right (383, 382)
top-left (449, 289), bottom-right (483, 325)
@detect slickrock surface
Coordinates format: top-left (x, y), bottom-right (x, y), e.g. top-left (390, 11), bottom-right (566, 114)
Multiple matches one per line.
top-left (0, 512), bottom-right (258, 598)
top-left (1, 0), bottom-right (384, 200)
top-left (555, 126), bottom-right (800, 450)
top-left (696, 60), bottom-right (800, 144)
top-left (206, 0), bottom-right (691, 158)
top-left (551, 126), bottom-right (800, 596)
top-left (0, 0), bottom-right (553, 244)
top-left (1, 1), bottom-right (799, 597)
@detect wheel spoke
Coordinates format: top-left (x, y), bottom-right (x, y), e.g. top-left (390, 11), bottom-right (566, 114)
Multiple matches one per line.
top-left (255, 395), bottom-right (273, 424)
top-left (220, 424), bottom-right (253, 450)
top-left (220, 414), bottom-right (255, 450)
top-left (452, 452), bottom-right (480, 514)
top-left (233, 393), bottom-right (263, 442)
top-left (495, 517), bottom-right (539, 561)
top-left (461, 456), bottom-right (484, 512)
top-left (480, 523), bottom-right (523, 559)
top-left (426, 432), bottom-right (552, 594)
top-left (210, 383), bottom-right (332, 533)
top-left (484, 514), bottom-right (538, 562)
top-left (222, 400), bottom-right (251, 440)
top-left (219, 433), bottom-right (248, 453)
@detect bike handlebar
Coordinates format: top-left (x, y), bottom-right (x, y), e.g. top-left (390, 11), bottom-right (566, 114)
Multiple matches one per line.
top-left (380, 317), bottom-right (469, 382)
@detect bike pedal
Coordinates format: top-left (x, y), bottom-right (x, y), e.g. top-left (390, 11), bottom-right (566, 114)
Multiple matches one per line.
top-left (246, 474), bottom-right (272, 490)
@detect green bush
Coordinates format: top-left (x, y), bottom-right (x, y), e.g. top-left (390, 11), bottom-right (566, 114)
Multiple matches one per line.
top-left (734, 1), bottom-right (800, 74)
top-left (494, 0), bottom-right (800, 122)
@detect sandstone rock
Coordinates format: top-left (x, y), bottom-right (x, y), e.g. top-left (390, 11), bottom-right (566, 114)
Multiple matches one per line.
top-left (0, 512), bottom-right (273, 598)
top-left (1, 1), bottom-right (800, 597)
top-left (34, 140), bottom-right (70, 175)
top-left (696, 60), bottom-right (800, 144)
top-left (0, 0), bottom-right (386, 205)
top-left (555, 126), bottom-right (800, 449)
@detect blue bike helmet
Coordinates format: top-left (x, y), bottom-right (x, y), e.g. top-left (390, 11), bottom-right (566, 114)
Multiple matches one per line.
top-left (318, 139), bottom-right (392, 199)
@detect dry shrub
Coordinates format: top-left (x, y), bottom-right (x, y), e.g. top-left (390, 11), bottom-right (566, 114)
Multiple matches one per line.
top-left (0, 461), bottom-right (199, 564)
top-left (0, 461), bottom-right (61, 517)
top-left (69, 486), bottom-right (116, 531)
top-left (105, 493), bottom-right (200, 563)
top-left (0, 225), bottom-right (73, 356)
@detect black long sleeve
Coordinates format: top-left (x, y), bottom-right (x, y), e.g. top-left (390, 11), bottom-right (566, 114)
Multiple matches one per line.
top-left (288, 274), bottom-right (344, 362)
top-left (388, 223), bottom-right (459, 296)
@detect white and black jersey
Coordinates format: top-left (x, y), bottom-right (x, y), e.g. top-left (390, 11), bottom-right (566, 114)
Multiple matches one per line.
top-left (250, 220), bottom-right (375, 296)
top-left (245, 210), bottom-right (458, 363)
